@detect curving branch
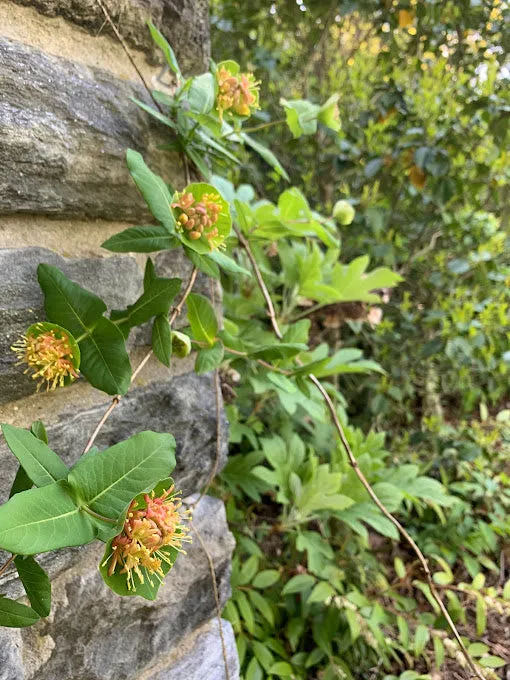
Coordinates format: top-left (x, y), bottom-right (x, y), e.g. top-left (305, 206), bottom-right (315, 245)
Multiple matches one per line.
top-left (82, 266), bottom-right (198, 454)
top-left (236, 229), bottom-right (485, 680)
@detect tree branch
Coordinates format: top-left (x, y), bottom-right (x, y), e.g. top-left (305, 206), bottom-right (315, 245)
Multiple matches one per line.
top-left (237, 231), bottom-right (485, 680)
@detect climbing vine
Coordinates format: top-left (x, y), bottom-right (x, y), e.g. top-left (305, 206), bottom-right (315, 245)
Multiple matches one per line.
top-left (0, 19), bottom-right (497, 680)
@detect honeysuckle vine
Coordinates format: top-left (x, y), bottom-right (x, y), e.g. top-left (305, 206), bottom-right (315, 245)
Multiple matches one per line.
top-left (0, 15), bottom-right (489, 680)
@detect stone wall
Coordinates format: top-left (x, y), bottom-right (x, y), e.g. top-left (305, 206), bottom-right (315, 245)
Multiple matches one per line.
top-left (0, 2), bottom-right (238, 678)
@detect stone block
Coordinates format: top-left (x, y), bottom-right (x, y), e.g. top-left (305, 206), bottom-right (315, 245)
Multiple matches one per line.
top-left (0, 371), bottom-right (228, 504)
top-left (0, 37), bottom-right (179, 220)
top-left (9, 0), bottom-right (210, 74)
top-left (146, 618), bottom-right (239, 680)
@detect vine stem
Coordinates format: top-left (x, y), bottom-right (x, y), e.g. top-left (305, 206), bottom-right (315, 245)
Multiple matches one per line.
top-left (83, 266), bottom-right (198, 454)
top-left (0, 553), bottom-right (15, 579)
top-left (191, 520), bottom-right (231, 680)
top-left (236, 228), bottom-right (485, 680)
top-left (234, 226), bottom-right (283, 340)
top-left (95, 0), bottom-right (162, 111)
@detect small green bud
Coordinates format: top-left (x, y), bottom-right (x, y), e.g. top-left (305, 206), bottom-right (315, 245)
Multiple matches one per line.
top-left (333, 200), bottom-right (355, 226)
top-left (171, 330), bottom-right (192, 358)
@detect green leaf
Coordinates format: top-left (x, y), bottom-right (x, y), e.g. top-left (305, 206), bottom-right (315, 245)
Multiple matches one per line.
top-left (0, 481), bottom-right (96, 554)
top-left (102, 226), bottom-right (179, 253)
top-left (126, 150), bottom-right (176, 233)
top-left (37, 264), bottom-right (106, 338)
top-left (195, 340), bottom-right (224, 374)
top-left (68, 431), bottom-right (175, 522)
top-left (236, 590), bottom-right (255, 634)
top-left (30, 420), bottom-right (48, 444)
top-left (280, 98), bottom-right (319, 138)
top-left (239, 555), bottom-right (259, 585)
top-left (2, 424), bottom-right (68, 488)
top-left (79, 317), bottom-right (132, 396)
top-left (14, 556), bottom-right (51, 617)
top-left (0, 597), bottom-right (40, 628)
top-left (252, 640), bottom-right (274, 672)
top-left (468, 642), bottom-right (490, 658)
top-left (147, 21), bottom-right (181, 78)
top-left (269, 661), bottom-right (293, 677)
top-left (433, 636), bottom-right (445, 668)
top-left (479, 656), bottom-right (506, 669)
top-left (242, 133), bottom-right (290, 181)
top-left (252, 569), bottom-right (280, 589)
top-left (414, 624), bottom-right (429, 656)
top-left (187, 73), bottom-right (216, 114)
top-left (394, 557), bottom-right (406, 579)
top-left (152, 315), bottom-right (172, 367)
top-left (9, 465), bottom-right (33, 498)
top-left (248, 589), bottom-right (275, 625)
top-left (209, 250), bottom-right (252, 277)
top-left (249, 343), bottom-right (307, 361)
top-left (131, 98), bottom-right (177, 132)
top-left (282, 574), bottom-right (315, 595)
top-left (245, 656), bottom-right (263, 680)
top-left (187, 293), bottom-right (218, 346)
top-left (307, 581), bottom-right (335, 604)
top-left (184, 247), bottom-right (221, 279)
top-left (476, 594), bottom-right (487, 636)
top-left (115, 274), bottom-right (181, 329)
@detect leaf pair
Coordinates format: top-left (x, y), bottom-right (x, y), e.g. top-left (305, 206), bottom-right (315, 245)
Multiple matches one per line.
top-left (0, 556), bottom-right (50, 628)
top-left (0, 425), bottom-right (176, 555)
top-left (38, 265), bottom-right (132, 395)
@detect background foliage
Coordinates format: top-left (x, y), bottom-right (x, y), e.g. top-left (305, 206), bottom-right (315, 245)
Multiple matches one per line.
top-left (210, 1), bottom-right (510, 678)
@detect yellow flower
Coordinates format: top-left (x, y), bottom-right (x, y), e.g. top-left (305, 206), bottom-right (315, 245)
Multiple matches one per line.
top-left (11, 322), bottom-right (80, 391)
top-left (216, 65), bottom-right (259, 120)
top-left (104, 485), bottom-right (191, 592)
top-left (172, 190), bottom-right (223, 247)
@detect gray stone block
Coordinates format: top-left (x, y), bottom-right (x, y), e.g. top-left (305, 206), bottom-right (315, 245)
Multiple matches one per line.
top-left (0, 371), bottom-right (228, 504)
top-left (0, 37), bottom-right (179, 220)
top-left (0, 247), bottom-right (142, 402)
top-left (0, 629), bottom-right (24, 680)
top-left (148, 618), bottom-right (239, 680)
top-left (0, 496), bottom-right (235, 680)
top-left (10, 0), bottom-right (210, 74)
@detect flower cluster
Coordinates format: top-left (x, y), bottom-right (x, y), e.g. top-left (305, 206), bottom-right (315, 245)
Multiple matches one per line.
top-left (172, 191), bottom-right (222, 245)
top-left (216, 66), bottom-right (259, 120)
top-left (12, 324), bottom-right (79, 391)
top-left (105, 486), bottom-right (190, 592)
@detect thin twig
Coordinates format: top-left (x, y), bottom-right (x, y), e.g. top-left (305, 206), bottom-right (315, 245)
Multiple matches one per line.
top-left (308, 375), bottom-right (484, 680)
top-left (191, 521), bottom-right (231, 680)
top-left (234, 226), bottom-right (283, 340)
top-left (237, 231), bottom-right (485, 680)
top-left (193, 369), bottom-right (223, 507)
top-left (94, 0), bottom-right (163, 112)
top-left (83, 267), bottom-right (198, 454)
top-left (0, 553), bottom-right (15, 579)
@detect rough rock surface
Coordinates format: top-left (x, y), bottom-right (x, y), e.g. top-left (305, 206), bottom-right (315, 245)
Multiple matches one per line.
top-left (0, 371), bottom-right (228, 504)
top-left (0, 497), bottom-right (235, 680)
top-left (148, 618), bottom-right (239, 679)
top-left (0, 37), bottom-right (180, 220)
top-left (11, 0), bottom-right (210, 74)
